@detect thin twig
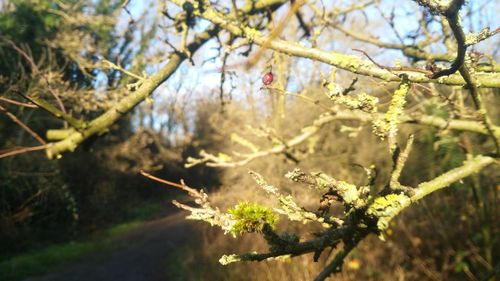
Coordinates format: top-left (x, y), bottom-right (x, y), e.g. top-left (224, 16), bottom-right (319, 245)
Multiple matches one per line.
top-left (0, 96), bottom-right (37, 108)
top-left (341, 77), bottom-right (358, 95)
top-left (459, 66), bottom-right (500, 153)
top-left (0, 145), bottom-right (48, 159)
top-left (102, 59), bottom-right (144, 81)
top-left (291, 0), bottom-right (311, 37)
top-left (390, 134), bottom-right (415, 194)
top-left (140, 170), bottom-right (202, 198)
top-left (0, 104), bottom-right (46, 145)
top-left (0, 36), bottom-right (67, 116)
top-left (17, 92), bottom-right (87, 130)
top-left (314, 242), bottom-right (356, 281)
top-left (140, 170), bottom-right (187, 190)
top-left (264, 87), bottom-right (332, 111)
top-left (245, 0), bottom-right (303, 69)
top-left (352, 48), bottom-right (431, 75)
top-left (465, 26), bottom-right (500, 47)
top-left (121, 0), bottom-right (130, 8)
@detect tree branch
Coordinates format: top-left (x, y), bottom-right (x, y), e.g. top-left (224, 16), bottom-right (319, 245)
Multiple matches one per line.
top-left (187, 108), bottom-right (499, 168)
top-left (335, 24), bottom-right (453, 62)
top-left (428, 0), bottom-right (467, 79)
top-left (175, 0), bottom-right (500, 88)
top-left (40, 0), bottom-right (289, 159)
top-left (44, 26), bottom-right (219, 159)
top-left (0, 104), bottom-right (46, 145)
top-left (412, 155), bottom-right (496, 201)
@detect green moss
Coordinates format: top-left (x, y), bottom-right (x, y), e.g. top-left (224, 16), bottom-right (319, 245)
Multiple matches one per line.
top-left (0, 241), bottom-right (97, 281)
top-left (228, 202), bottom-right (279, 236)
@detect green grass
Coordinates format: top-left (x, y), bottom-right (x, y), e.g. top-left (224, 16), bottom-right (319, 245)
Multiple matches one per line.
top-left (0, 241), bottom-right (100, 281)
top-left (128, 202), bottom-right (164, 220)
top-left (0, 202), bottom-right (165, 281)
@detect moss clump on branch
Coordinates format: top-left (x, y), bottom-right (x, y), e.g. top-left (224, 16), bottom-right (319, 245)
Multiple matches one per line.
top-left (228, 202), bottom-right (279, 236)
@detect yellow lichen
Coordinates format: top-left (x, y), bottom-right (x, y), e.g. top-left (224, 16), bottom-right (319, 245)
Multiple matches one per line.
top-left (372, 75), bottom-right (410, 142)
top-left (366, 193), bottom-right (411, 231)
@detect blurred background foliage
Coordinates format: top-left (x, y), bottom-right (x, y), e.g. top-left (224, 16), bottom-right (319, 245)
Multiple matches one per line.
top-left (0, 0), bottom-right (219, 257)
top-left (0, 0), bottom-right (498, 280)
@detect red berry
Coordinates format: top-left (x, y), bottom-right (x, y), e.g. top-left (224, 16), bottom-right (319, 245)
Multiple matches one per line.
top-left (262, 72), bottom-right (273, 85)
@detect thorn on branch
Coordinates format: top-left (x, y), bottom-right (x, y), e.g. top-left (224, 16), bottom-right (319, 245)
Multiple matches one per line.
top-left (341, 77), bottom-right (358, 95)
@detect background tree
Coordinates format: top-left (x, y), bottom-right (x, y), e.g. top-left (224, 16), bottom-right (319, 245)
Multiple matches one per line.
top-left (1, 0), bottom-right (499, 280)
top-left (0, 0), bottom-right (216, 255)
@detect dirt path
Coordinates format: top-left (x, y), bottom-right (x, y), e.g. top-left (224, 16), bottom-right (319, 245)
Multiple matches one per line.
top-left (24, 212), bottom-right (198, 281)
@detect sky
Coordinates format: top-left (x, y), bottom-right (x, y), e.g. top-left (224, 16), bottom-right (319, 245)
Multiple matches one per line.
top-left (120, 0), bottom-right (499, 84)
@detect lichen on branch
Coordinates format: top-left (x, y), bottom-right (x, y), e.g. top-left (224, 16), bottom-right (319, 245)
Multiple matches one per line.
top-left (372, 75), bottom-right (411, 151)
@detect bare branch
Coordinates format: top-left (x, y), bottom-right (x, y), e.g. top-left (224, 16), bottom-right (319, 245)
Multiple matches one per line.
top-left (0, 35), bottom-right (67, 115)
top-left (0, 104), bottom-right (46, 145)
top-left (43, 0), bottom-right (289, 159)
top-left (187, 107), bottom-right (500, 168)
top-left (0, 145), bottom-right (48, 159)
top-left (173, 0), bottom-right (500, 88)
top-left (0, 97), bottom-right (37, 108)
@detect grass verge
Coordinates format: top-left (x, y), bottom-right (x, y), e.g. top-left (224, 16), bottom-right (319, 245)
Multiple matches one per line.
top-left (0, 202), bottom-right (164, 281)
